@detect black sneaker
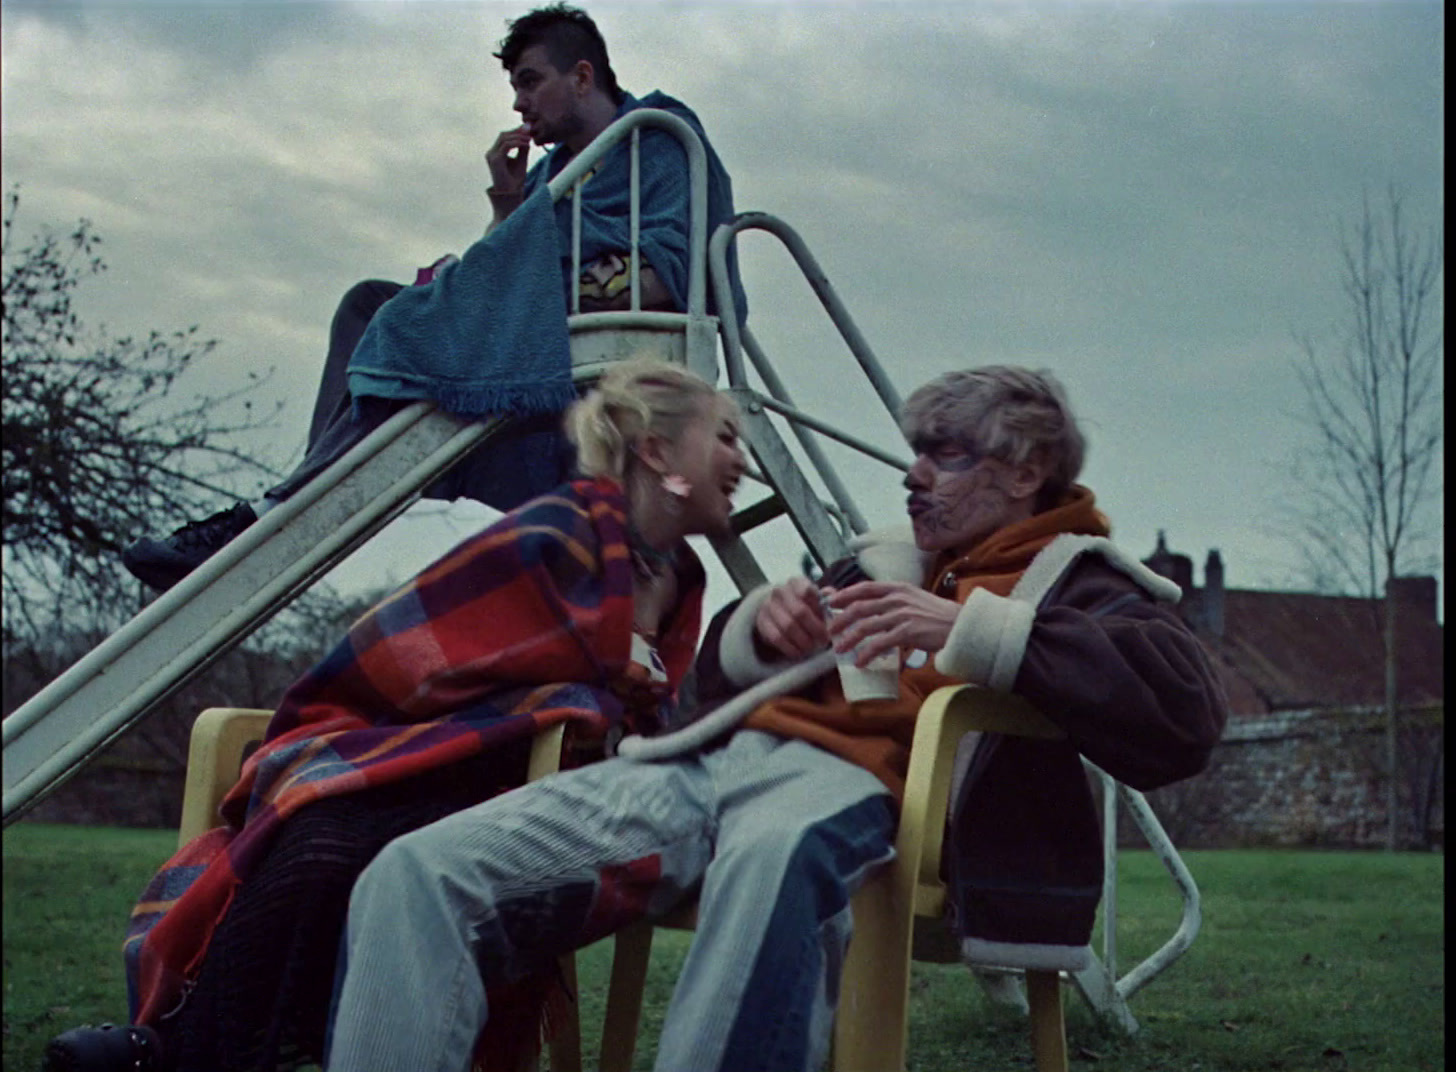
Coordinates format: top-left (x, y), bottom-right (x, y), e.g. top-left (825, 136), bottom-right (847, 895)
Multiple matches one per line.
top-left (121, 502), bottom-right (258, 592)
top-left (42, 1022), bottom-right (166, 1071)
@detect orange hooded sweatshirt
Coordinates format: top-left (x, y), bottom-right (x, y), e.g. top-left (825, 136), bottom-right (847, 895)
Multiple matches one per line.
top-left (739, 486), bottom-right (1110, 799)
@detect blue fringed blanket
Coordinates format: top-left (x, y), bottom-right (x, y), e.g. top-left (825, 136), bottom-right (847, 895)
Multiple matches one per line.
top-left (346, 90), bottom-right (745, 422)
top-left (342, 91), bottom-right (745, 510)
top-left (346, 183), bottom-right (575, 418)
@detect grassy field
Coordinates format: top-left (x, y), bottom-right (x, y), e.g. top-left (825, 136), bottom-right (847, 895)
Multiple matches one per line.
top-left (3, 824), bottom-right (1443, 1071)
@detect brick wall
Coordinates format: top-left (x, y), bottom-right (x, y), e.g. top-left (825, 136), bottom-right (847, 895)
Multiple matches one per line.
top-left (1133, 704), bottom-right (1444, 850)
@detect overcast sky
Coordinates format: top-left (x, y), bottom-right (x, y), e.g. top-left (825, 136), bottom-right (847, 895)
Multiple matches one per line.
top-left (1, 0), bottom-right (1444, 620)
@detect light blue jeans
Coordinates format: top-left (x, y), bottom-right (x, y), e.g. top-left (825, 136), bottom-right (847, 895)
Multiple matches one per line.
top-left (325, 731), bottom-right (896, 1072)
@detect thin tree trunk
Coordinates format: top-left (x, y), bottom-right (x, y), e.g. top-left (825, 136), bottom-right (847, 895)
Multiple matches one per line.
top-left (1419, 743), bottom-right (1442, 851)
top-left (1384, 585), bottom-right (1399, 851)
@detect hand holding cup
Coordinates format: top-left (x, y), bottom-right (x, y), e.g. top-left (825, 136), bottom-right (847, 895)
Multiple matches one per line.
top-left (820, 588), bottom-right (901, 702)
top-left (823, 579), bottom-right (962, 687)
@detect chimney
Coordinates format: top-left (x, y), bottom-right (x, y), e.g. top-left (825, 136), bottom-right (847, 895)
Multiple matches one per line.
top-left (1386, 575), bottom-right (1437, 622)
top-left (1142, 530), bottom-right (1193, 594)
top-left (1203, 549), bottom-right (1225, 637)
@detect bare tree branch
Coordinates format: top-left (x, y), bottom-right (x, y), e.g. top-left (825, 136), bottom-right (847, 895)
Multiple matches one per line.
top-left (1285, 187), bottom-right (1443, 598)
top-left (3, 186), bottom-right (285, 644)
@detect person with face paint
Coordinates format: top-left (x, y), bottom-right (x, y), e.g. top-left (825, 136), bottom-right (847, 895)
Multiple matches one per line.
top-left (690, 363), bottom-right (1229, 997)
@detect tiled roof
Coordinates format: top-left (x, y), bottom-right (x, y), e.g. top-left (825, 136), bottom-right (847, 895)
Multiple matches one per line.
top-left (1182, 588), bottom-right (1444, 716)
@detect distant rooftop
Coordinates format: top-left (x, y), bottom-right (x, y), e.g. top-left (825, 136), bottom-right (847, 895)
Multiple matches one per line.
top-left (1143, 534), bottom-right (1443, 716)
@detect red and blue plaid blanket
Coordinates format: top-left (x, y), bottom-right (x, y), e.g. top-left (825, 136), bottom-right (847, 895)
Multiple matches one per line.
top-left (124, 477), bottom-right (703, 1026)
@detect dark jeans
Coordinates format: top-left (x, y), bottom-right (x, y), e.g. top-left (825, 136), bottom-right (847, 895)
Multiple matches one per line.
top-left (266, 280), bottom-right (574, 512)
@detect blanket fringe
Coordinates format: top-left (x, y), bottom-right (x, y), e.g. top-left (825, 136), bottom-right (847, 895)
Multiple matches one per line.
top-left (471, 969), bottom-right (573, 1072)
top-left (432, 381), bottom-right (579, 421)
top-left (348, 372), bottom-right (578, 421)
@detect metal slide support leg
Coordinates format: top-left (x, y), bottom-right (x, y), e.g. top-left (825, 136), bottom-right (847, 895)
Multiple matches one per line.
top-left (1069, 766), bottom-right (1203, 1033)
top-left (1069, 954), bottom-right (1138, 1036)
top-left (729, 389), bottom-right (850, 570)
top-left (708, 530), bottom-right (770, 593)
top-left (1102, 767), bottom-right (1119, 980)
top-left (1111, 782), bottom-right (1203, 1001)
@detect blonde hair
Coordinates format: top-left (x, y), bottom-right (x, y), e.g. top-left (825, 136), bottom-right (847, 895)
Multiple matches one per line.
top-left (565, 357), bottom-right (727, 482)
top-left (899, 365), bottom-right (1086, 505)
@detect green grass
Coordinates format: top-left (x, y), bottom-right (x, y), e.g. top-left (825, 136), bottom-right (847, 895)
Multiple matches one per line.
top-left (3, 826), bottom-right (175, 1069)
top-left (4, 825), bottom-right (1444, 1071)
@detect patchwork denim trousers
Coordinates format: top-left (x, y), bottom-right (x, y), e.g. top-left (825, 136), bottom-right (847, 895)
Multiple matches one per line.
top-left (325, 730), bottom-right (896, 1072)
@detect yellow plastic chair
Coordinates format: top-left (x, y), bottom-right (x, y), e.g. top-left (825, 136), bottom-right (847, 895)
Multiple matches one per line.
top-left (177, 708), bottom-right (273, 848)
top-left (181, 690), bottom-right (1076, 1072)
top-left (176, 708), bottom-right (583, 1072)
top-left (596, 684), bottom-right (1075, 1072)
top-left (832, 684), bottom-right (1074, 1072)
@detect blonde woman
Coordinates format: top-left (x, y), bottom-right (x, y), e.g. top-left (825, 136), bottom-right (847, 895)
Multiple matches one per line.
top-left (48, 357), bottom-right (744, 1072)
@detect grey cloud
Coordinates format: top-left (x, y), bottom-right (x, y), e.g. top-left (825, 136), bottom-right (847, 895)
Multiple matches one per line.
top-left (0, 0), bottom-right (1441, 595)
top-left (2, 0), bottom-right (357, 78)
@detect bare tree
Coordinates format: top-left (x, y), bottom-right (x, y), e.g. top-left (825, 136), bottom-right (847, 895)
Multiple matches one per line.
top-left (2, 186), bottom-right (282, 665)
top-left (1287, 186), bottom-right (1443, 850)
top-left (1, 190), bottom-right (414, 826)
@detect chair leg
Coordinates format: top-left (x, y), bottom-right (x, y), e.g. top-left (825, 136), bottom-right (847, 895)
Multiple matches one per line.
top-left (545, 953), bottom-right (583, 1072)
top-left (1026, 969), bottom-right (1069, 1072)
top-left (831, 869), bottom-right (911, 1072)
top-left (599, 921), bottom-right (655, 1072)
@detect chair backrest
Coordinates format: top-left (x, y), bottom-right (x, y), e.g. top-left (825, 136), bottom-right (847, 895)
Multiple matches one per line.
top-left (177, 708), bottom-right (272, 847)
top-left (902, 687), bottom-right (1065, 903)
top-left (832, 684), bottom-right (1076, 1072)
top-left (903, 689), bottom-right (1071, 967)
